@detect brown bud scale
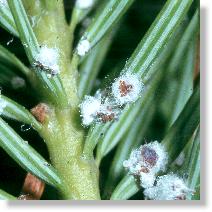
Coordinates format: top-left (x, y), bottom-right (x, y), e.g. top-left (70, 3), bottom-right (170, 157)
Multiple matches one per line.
top-left (18, 173), bottom-right (45, 200)
top-left (30, 103), bottom-right (49, 123)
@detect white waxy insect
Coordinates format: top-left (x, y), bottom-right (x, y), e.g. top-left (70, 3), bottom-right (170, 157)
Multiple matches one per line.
top-left (79, 95), bottom-right (102, 126)
top-left (76, 0), bottom-right (94, 9)
top-left (76, 39), bottom-right (90, 56)
top-left (112, 72), bottom-right (144, 105)
top-left (144, 174), bottom-right (194, 200)
top-left (34, 46), bottom-right (60, 76)
top-left (123, 141), bottom-right (168, 188)
top-left (0, 0), bottom-right (9, 8)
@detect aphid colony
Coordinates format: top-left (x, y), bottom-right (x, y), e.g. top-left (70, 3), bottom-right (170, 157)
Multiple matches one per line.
top-left (79, 72), bottom-right (144, 126)
top-left (123, 141), bottom-right (194, 200)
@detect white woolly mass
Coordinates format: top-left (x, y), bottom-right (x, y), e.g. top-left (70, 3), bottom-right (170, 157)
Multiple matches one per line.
top-left (35, 46), bottom-right (60, 75)
top-left (144, 174), bottom-right (193, 200)
top-left (79, 95), bottom-right (101, 126)
top-left (77, 39), bottom-right (90, 56)
top-left (79, 92), bottom-right (120, 126)
top-left (0, 96), bottom-right (7, 115)
top-left (0, 0), bottom-right (8, 7)
top-left (79, 73), bottom-right (145, 125)
top-left (123, 141), bottom-right (168, 188)
top-left (140, 173), bottom-right (156, 189)
top-left (76, 0), bottom-right (94, 9)
top-left (112, 73), bottom-right (144, 105)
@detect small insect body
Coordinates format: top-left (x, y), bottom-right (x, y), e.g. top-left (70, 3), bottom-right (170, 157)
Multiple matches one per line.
top-left (97, 112), bottom-right (115, 123)
top-left (33, 46), bottom-right (60, 77)
top-left (139, 166), bottom-right (150, 174)
top-left (119, 80), bottom-right (133, 97)
top-left (33, 61), bottom-right (57, 77)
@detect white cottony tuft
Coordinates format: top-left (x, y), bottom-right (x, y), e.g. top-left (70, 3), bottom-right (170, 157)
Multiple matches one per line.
top-left (123, 141), bottom-right (168, 175)
top-left (79, 72), bottom-right (145, 126)
top-left (0, 95), bottom-right (7, 115)
top-left (112, 72), bottom-right (144, 105)
top-left (0, 0), bottom-right (8, 7)
top-left (77, 39), bottom-right (90, 56)
top-left (144, 174), bottom-right (193, 200)
top-left (140, 173), bottom-right (156, 189)
top-left (79, 95), bottom-right (101, 126)
top-left (76, 0), bottom-right (94, 9)
top-left (79, 91), bottom-right (120, 126)
top-left (123, 141), bottom-right (168, 188)
top-left (35, 45), bottom-right (60, 75)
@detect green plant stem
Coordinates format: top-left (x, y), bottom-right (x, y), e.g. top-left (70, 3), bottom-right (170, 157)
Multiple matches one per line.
top-left (41, 108), bottom-right (100, 199)
top-left (20, 0), bottom-right (100, 199)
